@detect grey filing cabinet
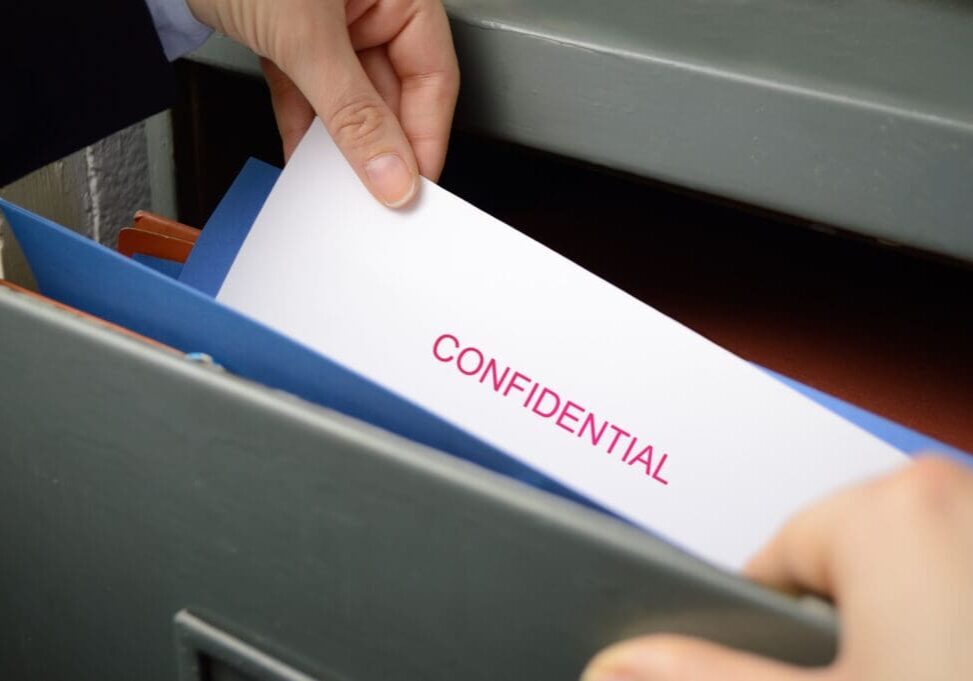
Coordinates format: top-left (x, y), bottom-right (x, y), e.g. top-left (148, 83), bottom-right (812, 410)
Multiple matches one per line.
top-left (191, 0), bottom-right (973, 263)
top-left (0, 285), bottom-right (835, 680)
top-left (6, 0), bottom-right (973, 677)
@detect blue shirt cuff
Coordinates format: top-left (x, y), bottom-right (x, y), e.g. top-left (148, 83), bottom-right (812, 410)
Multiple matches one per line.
top-left (144, 0), bottom-right (213, 61)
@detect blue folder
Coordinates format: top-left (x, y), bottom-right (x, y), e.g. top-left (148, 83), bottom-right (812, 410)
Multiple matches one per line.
top-left (2, 160), bottom-right (968, 514)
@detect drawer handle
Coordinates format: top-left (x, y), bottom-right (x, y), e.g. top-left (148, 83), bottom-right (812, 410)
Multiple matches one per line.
top-left (174, 610), bottom-right (331, 681)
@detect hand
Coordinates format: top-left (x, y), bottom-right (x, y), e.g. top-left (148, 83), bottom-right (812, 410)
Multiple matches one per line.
top-left (186, 0), bottom-right (459, 208)
top-left (581, 456), bottom-right (973, 681)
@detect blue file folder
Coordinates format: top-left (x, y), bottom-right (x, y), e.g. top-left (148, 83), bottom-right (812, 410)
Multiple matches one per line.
top-left (1, 161), bottom-right (967, 519)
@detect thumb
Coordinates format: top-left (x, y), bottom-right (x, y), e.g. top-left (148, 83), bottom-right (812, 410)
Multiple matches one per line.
top-left (284, 20), bottom-right (420, 208)
top-left (580, 634), bottom-right (818, 681)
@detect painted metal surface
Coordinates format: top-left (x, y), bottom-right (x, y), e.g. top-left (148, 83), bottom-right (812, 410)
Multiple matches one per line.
top-left (191, 0), bottom-right (973, 262)
top-left (0, 286), bottom-right (835, 680)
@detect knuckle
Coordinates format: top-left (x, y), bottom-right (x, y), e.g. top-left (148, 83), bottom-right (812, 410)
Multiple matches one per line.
top-left (328, 97), bottom-right (389, 152)
top-left (406, 0), bottom-right (428, 17)
top-left (882, 458), bottom-right (965, 520)
top-left (443, 62), bottom-right (461, 95)
top-left (401, 68), bottom-right (460, 112)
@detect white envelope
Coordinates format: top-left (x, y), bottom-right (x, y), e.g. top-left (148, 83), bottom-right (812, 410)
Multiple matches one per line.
top-left (217, 120), bottom-right (905, 571)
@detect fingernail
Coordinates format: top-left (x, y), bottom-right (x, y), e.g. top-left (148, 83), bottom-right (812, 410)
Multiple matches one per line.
top-left (364, 153), bottom-right (417, 208)
top-left (580, 656), bottom-right (635, 681)
top-left (580, 643), bottom-right (649, 681)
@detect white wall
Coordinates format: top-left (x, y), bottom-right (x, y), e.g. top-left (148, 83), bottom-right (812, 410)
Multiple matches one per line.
top-left (0, 111), bottom-right (176, 288)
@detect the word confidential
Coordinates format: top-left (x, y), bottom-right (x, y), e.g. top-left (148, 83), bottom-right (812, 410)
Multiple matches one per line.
top-left (432, 333), bottom-right (670, 485)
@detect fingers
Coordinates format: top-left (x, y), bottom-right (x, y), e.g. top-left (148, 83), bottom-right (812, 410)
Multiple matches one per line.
top-left (359, 46), bottom-right (402, 118)
top-left (580, 635), bottom-right (814, 681)
top-left (578, 457), bottom-right (973, 681)
top-left (206, 0), bottom-right (456, 202)
top-left (745, 456), bottom-right (973, 679)
top-left (743, 480), bottom-right (861, 598)
top-left (745, 456), bottom-right (972, 600)
top-left (283, 5), bottom-right (420, 208)
top-left (268, 45), bottom-right (403, 162)
top-left (261, 59), bottom-right (315, 162)
top-left (349, 0), bottom-right (459, 180)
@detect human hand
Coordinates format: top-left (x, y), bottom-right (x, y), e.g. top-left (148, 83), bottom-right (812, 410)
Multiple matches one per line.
top-left (581, 456), bottom-right (973, 681)
top-left (185, 0), bottom-right (459, 207)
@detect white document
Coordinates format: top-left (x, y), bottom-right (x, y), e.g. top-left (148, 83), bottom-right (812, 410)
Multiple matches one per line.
top-left (218, 120), bottom-right (906, 571)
